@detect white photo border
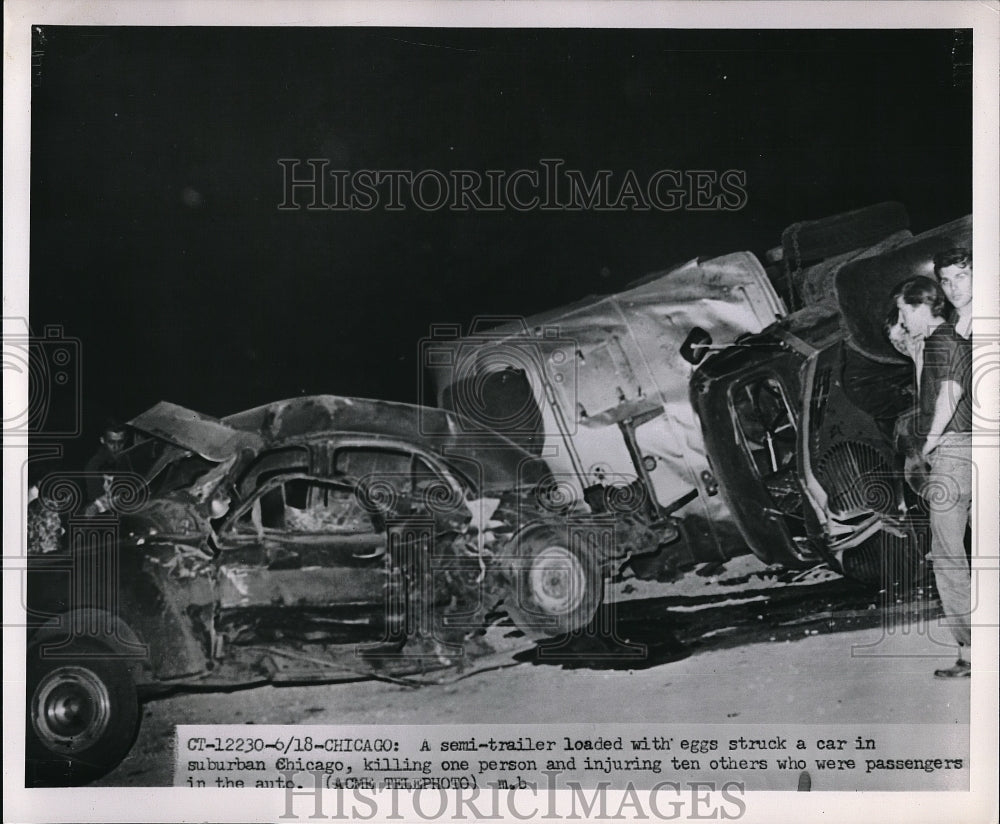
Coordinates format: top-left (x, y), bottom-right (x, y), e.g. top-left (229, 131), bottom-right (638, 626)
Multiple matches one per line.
top-left (4, 2), bottom-right (998, 822)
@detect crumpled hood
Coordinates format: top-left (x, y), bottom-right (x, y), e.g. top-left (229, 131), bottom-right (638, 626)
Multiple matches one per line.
top-left (129, 401), bottom-right (264, 461)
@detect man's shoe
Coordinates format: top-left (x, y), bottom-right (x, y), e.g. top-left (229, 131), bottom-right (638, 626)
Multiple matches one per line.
top-left (934, 659), bottom-right (971, 678)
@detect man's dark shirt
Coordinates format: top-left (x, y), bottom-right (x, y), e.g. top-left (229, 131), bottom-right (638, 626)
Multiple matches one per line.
top-left (84, 445), bottom-right (134, 501)
top-left (917, 321), bottom-right (972, 440)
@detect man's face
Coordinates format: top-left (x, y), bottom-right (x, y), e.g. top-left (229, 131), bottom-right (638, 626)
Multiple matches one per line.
top-left (896, 296), bottom-right (931, 338)
top-left (101, 429), bottom-right (127, 456)
top-left (886, 319), bottom-right (911, 357)
top-left (937, 261), bottom-right (973, 312)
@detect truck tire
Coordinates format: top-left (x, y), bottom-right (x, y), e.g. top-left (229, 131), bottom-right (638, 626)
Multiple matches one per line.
top-left (839, 525), bottom-right (927, 591)
top-left (501, 527), bottom-right (604, 640)
top-left (26, 640), bottom-right (140, 786)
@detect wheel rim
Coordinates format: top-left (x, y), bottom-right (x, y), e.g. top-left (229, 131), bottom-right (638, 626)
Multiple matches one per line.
top-left (529, 545), bottom-right (586, 615)
top-left (31, 665), bottom-right (113, 753)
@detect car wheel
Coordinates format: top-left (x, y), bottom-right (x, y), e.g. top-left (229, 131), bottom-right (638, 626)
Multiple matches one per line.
top-left (26, 641), bottom-right (140, 787)
top-left (501, 527), bottom-right (604, 640)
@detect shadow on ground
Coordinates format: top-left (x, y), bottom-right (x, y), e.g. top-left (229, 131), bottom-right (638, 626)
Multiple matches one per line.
top-left (513, 569), bottom-right (940, 672)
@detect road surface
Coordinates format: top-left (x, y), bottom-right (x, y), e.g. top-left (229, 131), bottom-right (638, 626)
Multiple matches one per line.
top-left (94, 554), bottom-right (969, 787)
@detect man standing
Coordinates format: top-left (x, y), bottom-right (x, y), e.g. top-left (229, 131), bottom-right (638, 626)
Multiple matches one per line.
top-left (893, 276), bottom-right (973, 678)
top-left (934, 246), bottom-right (973, 339)
top-left (84, 419), bottom-right (133, 508)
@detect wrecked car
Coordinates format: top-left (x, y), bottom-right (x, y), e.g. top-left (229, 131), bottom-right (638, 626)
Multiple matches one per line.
top-left (680, 211), bottom-right (971, 581)
top-left (26, 396), bottom-right (641, 785)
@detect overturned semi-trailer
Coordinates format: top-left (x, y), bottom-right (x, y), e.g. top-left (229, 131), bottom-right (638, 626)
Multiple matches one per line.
top-left (424, 249), bottom-right (788, 572)
top-left (426, 202), bottom-right (948, 579)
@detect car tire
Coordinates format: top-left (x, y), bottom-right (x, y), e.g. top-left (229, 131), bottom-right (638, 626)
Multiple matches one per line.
top-left (501, 527), bottom-right (604, 640)
top-left (26, 640), bottom-right (140, 787)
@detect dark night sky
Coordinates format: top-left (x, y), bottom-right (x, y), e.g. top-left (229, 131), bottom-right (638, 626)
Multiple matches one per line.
top-left (28, 27), bottom-right (971, 467)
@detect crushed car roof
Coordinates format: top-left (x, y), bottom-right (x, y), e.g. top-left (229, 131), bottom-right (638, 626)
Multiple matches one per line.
top-left (222, 395), bottom-right (458, 443)
top-left (225, 395), bottom-right (552, 492)
top-left (133, 395), bottom-right (551, 493)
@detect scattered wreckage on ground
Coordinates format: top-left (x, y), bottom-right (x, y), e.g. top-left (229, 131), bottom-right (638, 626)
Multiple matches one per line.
top-left (25, 203), bottom-right (969, 785)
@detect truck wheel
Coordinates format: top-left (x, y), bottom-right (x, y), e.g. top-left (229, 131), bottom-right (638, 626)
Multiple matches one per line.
top-left (26, 641), bottom-right (140, 786)
top-left (839, 526), bottom-right (927, 591)
top-left (502, 527), bottom-right (604, 640)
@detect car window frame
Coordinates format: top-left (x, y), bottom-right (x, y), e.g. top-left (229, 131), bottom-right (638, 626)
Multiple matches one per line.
top-left (217, 471), bottom-right (382, 544)
top-left (727, 370), bottom-right (799, 481)
top-left (325, 436), bottom-right (471, 509)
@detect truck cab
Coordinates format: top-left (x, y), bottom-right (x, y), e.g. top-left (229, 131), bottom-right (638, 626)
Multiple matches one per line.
top-left (684, 213), bottom-right (971, 582)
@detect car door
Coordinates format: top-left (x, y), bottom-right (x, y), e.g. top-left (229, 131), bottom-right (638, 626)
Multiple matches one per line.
top-left (725, 368), bottom-right (809, 562)
top-left (214, 473), bottom-right (391, 643)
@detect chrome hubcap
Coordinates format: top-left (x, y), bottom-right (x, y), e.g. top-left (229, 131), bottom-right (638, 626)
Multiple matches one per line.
top-left (32, 665), bottom-right (112, 753)
top-left (529, 546), bottom-right (585, 614)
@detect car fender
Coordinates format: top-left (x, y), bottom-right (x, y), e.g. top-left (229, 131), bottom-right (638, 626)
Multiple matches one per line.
top-left (27, 608), bottom-right (153, 684)
top-left (129, 540), bottom-right (216, 681)
top-left (504, 515), bottom-right (620, 570)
